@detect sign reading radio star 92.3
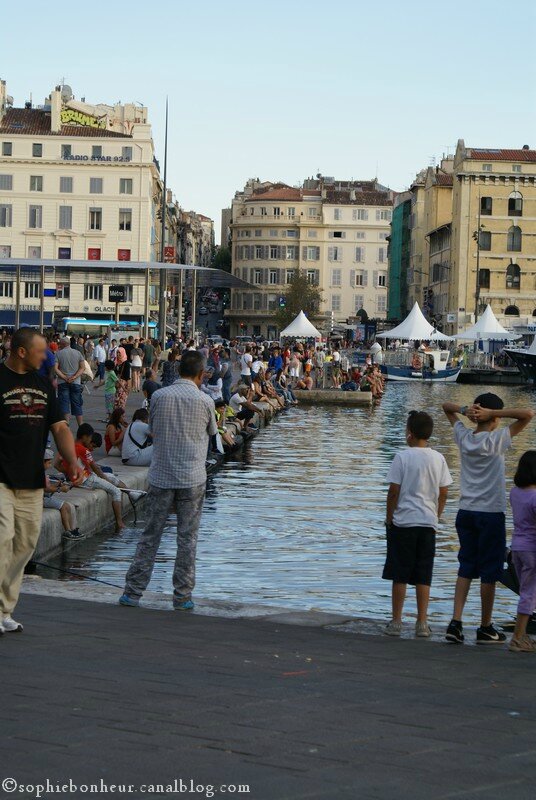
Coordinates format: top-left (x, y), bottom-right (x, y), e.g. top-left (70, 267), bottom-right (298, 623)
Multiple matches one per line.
top-left (109, 285), bottom-right (126, 303)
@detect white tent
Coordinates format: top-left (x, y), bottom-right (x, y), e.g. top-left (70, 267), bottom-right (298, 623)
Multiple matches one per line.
top-left (377, 302), bottom-right (453, 341)
top-left (457, 304), bottom-right (520, 341)
top-left (279, 310), bottom-right (322, 338)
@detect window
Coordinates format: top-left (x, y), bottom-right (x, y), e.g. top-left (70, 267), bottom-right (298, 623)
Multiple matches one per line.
top-left (92, 145), bottom-right (102, 158)
top-left (84, 284), bottom-right (103, 301)
top-left (307, 269), bottom-right (318, 285)
top-left (512, 164), bottom-right (522, 173)
top-left (378, 247), bottom-right (386, 263)
top-left (253, 268), bottom-right (262, 284)
top-left (286, 245), bottom-right (298, 260)
top-left (0, 245), bottom-right (11, 258)
top-left (28, 205), bottom-right (42, 229)
top-left (87, 247), bottom-right (101, 260)
top-left (481, 196), bottom-right (492, 215)
top-left (328, 246), bottom-right (342, 262)
top-left (285, 230), bottom-right (297, 238)
top-left (0, 175), bottom-right (13, 190)
top-left (307, 230), bottom-right (317, 238)
top-left (273, 207), bottom-right (281, 217)
top-left (353, 209), bottom-right (368, 221)
top-left (58, 247), bottom-right (71, 259)
top-left (119, 208), bottom-right (132, 231)
top-left (30, 175), bottom-right (43, 192)
top-left (286, 269), bottom-right (295, 284)
top-left (330, 231), bottom-right (346, 239)
top-left (287, 207), bottom-right (295, 217)
top-left (354, 295), bottom-right (364, 312)
top-left (59, 206), bottom-right (72, 230)
top-left (28, 246), bottom-right (41, 259)
top-left (376, 210), bottom-right (392, 221)
top-left (253, 293), bottom-right (261, 311)
top-left (331, 294), bottom-right (341, 312)
top-left (506, 264), bottom-right (521, 289)
top-left (0, 281), bottom-right (13, 297)
top-left (482, 163), bottom-right (492, 172)
top-left (334, 208), bottom-right (341, 220)
top-left (254, 229), bottom-right (261, 237)
top-left (120, 178), bottom-right (133, 194)
top-left (504, 305), bottom-right (520, 316)
top-left (2, 142), bottom-right (12, 156)
top-left (377, 295), bottom-right (387, 313)
top-left (331, 268), bottom-right (342, 287)
top-left (354, 271), bottom-right (365, 287)
top-left (269, 245), bottom-right (278, 259)
top-left (60, 176), bottom-right (73, 193)
top-left (377, 273), bottom-right (387, 287)
top-left (508, 191), bottom-right (523, 217)
top-left (56, 283), bottom-right (70, 299)
top-left (32, 143), bottom-right (42, 157)
top-left (269, 269), bottom-right (278, 284)
top-left (305, 246), bottom-right (320, 261)
top-left (379, 232), bottom-right (389, 240)
top-left (25, 282), bottom-right (40, 298)
top-left (355, 246), bottom-right (365, 262)
top-left (269, 229), bottom-right (278, 237)
top-left (249, 207), bottom-right (254, 215)
top-left (89, 208), bottom-right (102, 231)
top-left (261, 207), bottom-right (267, 216)
top-left (507, 225), bottom-right (522, 252)
top-left (0, 204), bottom-right (12, 227)
top-left (90, 177), bottom-right (103, 194)
top-left (61, 144), bottom-right (71, 158)
top-left (122, 146), bottom-right (133, 161)
top-left (479, 230), bottom-right (491, 251)
top-left (267, 294), bottom-right (277, 311)
top-left (118, 249), bottom-right (131, 261)
top-left (478, 269), bottom-right (490, 289)
top-left (356, 232), bottom-right (365, 239)
top-left (255, 245), bottom-right (263, 259)
top-left (308, 207), bottom-right (317, 218)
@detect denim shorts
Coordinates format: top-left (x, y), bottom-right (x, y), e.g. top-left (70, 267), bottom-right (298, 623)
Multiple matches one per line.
top-left (58, 382), bottom-right (83, 416)
top-left (456, 509), bottom-right (506, 584)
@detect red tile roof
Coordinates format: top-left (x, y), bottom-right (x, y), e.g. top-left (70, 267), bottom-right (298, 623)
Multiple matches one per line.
top-left (434, 173), bottom-right (453, 186)
top-left (249, 184), bottom-right (303, 202)
top-left (325, 189), bottom-right (393, 207)
top-left (467, 148), bottom-right (536, 163)
top-left (0, 108), bottom-right (131, 138)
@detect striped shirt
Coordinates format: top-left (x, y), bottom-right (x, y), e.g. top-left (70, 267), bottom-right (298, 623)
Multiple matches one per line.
top-left (148, 378), bottom-right (218, 489)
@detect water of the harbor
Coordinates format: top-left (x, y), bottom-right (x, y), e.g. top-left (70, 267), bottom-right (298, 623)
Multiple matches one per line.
top-left (38, 384), bottom-right (536, 625)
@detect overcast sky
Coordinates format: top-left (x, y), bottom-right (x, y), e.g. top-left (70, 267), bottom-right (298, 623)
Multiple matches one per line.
top-left (3, 0), bottom-right (535, 239)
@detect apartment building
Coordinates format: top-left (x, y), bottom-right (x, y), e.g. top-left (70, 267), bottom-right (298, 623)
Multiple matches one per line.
top-left (227, 176), bottom-right (394, 338)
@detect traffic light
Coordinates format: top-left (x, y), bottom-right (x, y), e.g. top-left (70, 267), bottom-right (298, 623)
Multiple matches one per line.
top-left (239, 322), bottom-right (246, 330)
top-left (279, 296), bottom-right (286, 308)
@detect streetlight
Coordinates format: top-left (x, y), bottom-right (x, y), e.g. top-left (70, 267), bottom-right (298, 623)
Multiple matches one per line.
top-left (472, 222), bottom-right (485, 322)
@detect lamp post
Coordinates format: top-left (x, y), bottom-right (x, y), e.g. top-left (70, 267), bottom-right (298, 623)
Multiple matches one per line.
top-left (157, 98), bottom-right (169, 347)
top-left (472, 194), bottom-right (484, 323)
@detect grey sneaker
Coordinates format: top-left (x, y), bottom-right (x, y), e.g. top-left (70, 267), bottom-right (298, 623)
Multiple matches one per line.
top-left (384, 620), bottom-right (402, 637)
top-left (2, 615), bottom-right (23, 632)
top-left (415, 621), bottom-right (431, 638)
top-left (509, 634), bottom-right (536, 653)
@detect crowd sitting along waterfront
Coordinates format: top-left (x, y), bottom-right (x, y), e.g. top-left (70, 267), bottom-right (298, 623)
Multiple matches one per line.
top-left (1, 328), bottom-right (536, 654)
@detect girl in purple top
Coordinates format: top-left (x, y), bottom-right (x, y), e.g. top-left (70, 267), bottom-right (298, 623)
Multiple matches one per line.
top-left (509, 450), bottom-right (536, 653)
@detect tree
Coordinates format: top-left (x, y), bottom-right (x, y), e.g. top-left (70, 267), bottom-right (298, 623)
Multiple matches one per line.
top-left (274, 268), bottom-right (324, 330)
top-left (212, 246), bottom-right (232, 273)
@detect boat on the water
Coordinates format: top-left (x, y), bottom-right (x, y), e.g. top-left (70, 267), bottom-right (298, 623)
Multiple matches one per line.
top-left (504, 338), bottom-right (536, 383)
top-left (376, 302), bottom-right (460, 383)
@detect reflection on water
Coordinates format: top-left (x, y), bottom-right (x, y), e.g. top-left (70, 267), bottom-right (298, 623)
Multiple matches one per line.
top-left (40, 383), bottom-right (536, 624)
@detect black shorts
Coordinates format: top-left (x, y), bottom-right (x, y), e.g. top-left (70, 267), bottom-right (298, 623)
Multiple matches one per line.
top-left (382, 524), bottom-right (436, 586)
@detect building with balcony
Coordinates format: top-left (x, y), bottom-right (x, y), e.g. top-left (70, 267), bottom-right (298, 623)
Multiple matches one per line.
top-left (226, 176), bottom-right (395, 338)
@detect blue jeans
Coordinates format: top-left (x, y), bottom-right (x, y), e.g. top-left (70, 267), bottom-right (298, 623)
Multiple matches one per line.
top-left (58, 382), bottom-right (83, 417)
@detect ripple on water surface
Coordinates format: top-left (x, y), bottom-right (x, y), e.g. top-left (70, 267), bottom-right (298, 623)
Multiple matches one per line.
top-left (41, 383), bottom-right (536, 625)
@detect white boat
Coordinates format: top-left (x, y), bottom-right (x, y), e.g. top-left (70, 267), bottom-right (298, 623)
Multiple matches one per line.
top-left (376, 302), bottom-right (460, 383)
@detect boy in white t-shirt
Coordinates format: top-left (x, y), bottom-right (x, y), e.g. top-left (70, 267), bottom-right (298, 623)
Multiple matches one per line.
top-left (383, 410), bottom-right (452, 638)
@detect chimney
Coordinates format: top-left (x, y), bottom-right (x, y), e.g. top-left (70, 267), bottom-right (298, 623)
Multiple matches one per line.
top-left (0, 79), bottom-right (7, 123)
top-left (50, 87), bottom-right (62, 133)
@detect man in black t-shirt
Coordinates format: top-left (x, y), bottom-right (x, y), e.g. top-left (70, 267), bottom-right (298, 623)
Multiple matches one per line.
top-left (123, 335), bottom-right (135, 363)
top-left (0, 329), bottom-right (82, 634)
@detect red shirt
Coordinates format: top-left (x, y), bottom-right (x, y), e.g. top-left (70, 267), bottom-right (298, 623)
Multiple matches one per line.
top-left (61, 441), bottom-right (93, 480)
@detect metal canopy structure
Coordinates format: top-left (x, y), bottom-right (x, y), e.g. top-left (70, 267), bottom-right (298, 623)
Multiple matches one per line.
top-left (0, 258), bottom-right (250, 337)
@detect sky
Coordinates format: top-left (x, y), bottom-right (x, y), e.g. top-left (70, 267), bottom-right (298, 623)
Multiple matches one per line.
top-left (3, 0), bottom-right (536, 240)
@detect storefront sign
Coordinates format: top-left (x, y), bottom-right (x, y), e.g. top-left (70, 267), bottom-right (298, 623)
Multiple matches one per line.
top-left (164, 246), bottom-right (176, 263)
top-left (109, 285), bottom-right (126, 303)
top-left (61, 108), bottom-right (106, 130)
top-left (94, 306), bottom-right (117, 313)
top-left (62, 155), bottom-right (131, 162)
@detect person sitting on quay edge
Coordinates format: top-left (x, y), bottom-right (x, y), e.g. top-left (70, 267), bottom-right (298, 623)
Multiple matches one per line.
top-left (201, 367), bottom-right (223, 402)
top-left (43, 449), bottom-right (83, 542)
top-left (214, 399), bottom-right (238, 450)
top-left (56, 423), bottom-right (127, 533)
top-left (295, 373), bottom-right (313, 390)
top-left (229, 384), bottom-right (261, 431)
top-left (267, 369), bottom-right (297, 405)
top-left (142, 368), bottom-right (161, 407)
top-left (122, 408), bottom-right (153, 467)
top-left (383, 411), bottom-right (452, 638)
top-left (105, 407), bottom-right (128, 455)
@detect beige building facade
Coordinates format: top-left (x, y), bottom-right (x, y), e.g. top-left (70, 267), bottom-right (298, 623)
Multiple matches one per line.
top-left (227, 176), bottom-right (394, 338)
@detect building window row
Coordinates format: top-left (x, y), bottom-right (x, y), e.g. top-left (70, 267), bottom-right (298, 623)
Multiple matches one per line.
top-left (478, 264), bottom-right (524, 290)
top-left (0, 204), bottom-right (133, 232)
top-left (482, 163), bottom-right (525, 174)
top-left (476, 225), bottom-right (522, 252)
top-left (0, 245), bottom-right (132, 262)
top-left (1, 141), bottom-right (133, 161)
top-left (235, 244), bottom-right (300, 261)
top-left (0, 174), bottom-right (133, 195)
top-left (481, 192), bottom-right (524, 217)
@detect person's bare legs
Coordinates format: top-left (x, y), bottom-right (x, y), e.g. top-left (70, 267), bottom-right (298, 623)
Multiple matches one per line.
top-left (59, 504), bottom-right (73, 532)
top-left (112, 500), bottom-right (125, 532)
top-left (75, 415), bottom-right (83, 426)
top-left (513, 612), bottom-right (530, 640)
top-left (392, 582), bottom-right (406, 622)
top-left (480, 582), bottom-right (496, 627)
top-left (416, 584), bottom-right (431, 623)
top-left (453, 576), bottom-right (472, 621)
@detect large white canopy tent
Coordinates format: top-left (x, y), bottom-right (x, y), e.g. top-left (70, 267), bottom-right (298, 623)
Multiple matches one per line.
top-left (279, 310), bottom-right (322, 338)
top-left (457, 304), bottom-right (520, 341)
top-left (377, 302), bottom-right (453, 341)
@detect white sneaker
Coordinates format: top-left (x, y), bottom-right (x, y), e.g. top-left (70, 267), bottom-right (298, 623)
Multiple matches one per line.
top-left (2, 615), bottom-right (23, 632)
top-left (0, 621), bottom-right (4, 636)
top-left (128, 490), bottom-right (146, 502)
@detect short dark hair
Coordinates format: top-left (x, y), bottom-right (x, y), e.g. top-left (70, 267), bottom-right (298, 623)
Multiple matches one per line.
top-left (76, 423), bottom-right (94, 440)
top-left (514, 451), bottom-right (536, 488)
top-left (11, 328), bottom-right (42, 352)
top-left (179, 350), bottom-right (205, 378)
top-left (105, 359), bottom-right (115, 370)
top-left (407, 410), bottom-right (434, 440)
top-left (215, 399), bottom-right (226, 408)
top-left (474, 392), bottom-right (504, 411)
top-left (132, 408), bottom-right (149, 422)
top-left (91, 432), bottom-right (103, 447)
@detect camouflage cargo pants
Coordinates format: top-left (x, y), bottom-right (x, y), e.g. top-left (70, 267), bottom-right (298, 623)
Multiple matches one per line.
top-left (124, 483), bottom-right (206, 602)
